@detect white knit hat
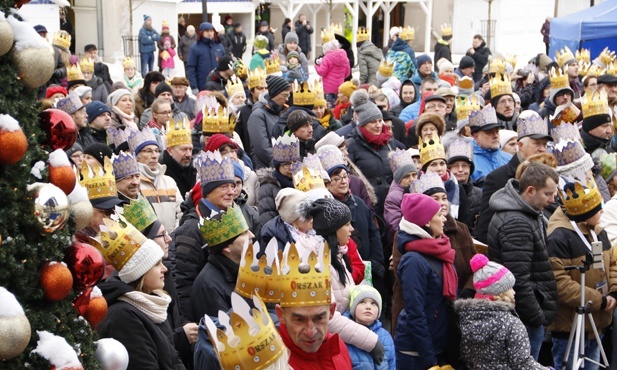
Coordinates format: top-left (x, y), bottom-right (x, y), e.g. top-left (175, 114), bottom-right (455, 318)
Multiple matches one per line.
top-left (275, 188), bottom-right (310, 224)
top-left (118, 239), bottom-right (164, 283)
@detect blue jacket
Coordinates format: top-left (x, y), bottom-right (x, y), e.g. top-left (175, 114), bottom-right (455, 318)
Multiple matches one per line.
top-left (470, 141), bottom-right (512, 184)
top-left (187, 37), bottom-right (226, 91)
top-left (390, 37), bottom-right (416, 68)
top-left (260, 215), bottom-right (294, 251)
top-left (398, 100), bottom-right (421, 123)
top-left (138, 27), bottom-right (160, 54)
top-left (342, 311), bottom-right (396, 370)
top-left (410, 69), bottom-right (440, 92)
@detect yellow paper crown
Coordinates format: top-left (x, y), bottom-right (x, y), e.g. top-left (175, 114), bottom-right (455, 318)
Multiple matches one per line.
top-left (556, 46), bottom-right (576, 67)
top-left (607, 61), bottom-right (617, 76)
top-left (202, 98), bottom-right (235, 134)
top-left (265, 57), bottom-right (280, 75)
top-left (581, 90), bottom-right (610, 119)
top-left (400, 26), bottom-right (415, 41)
top-left (331, 23), bottom-right (343, 36)
top-left (79, 57), bottom-right (95, 73)
top-left (579, 62), bottom-right (603, 78)
top-left (321, 28), bottom-right (335, 44)
top-left (576, 49), bottom-right (591, 64)
top-left (96, 214), bottom-right (148, 271)
top-left (67, 63), bottom-right (85, 82)
top-left (378, 59), bottom-right (395, 78)
top-left (357, 27), bottom-right (370, 42)
top-left (200, 204), bottom-right (249, 248)
top-left (247, 67), bottom-right (267, 90)
top-left (558, 175), bottom-right (603, 220)
top-left (79, 156), bottom-right (117, 201)
top-left (205, 293), bottom-right (286, 370)
top-left (279, 242), bottom-right (331, 307)
top-left (293, 166), bottom-right (326, 192)
top-left (488, 58), bottom-right (506, 75)
top-left (166, 117), bottom-right (192, 147)
top-left (122, 197), bottom-right (158, 233)
top-left (596, 47), bottom-right (616, 68)
top-left (458, 76), bottom-right (474, 90)
top-left (236, 238), bottom-right (281, 303)
top-left (292, 80), bottom-right (315, 106)
top-left (419, 136), bottom-right (446, 167)
top-left (441, 23), bottom-right (452, 37)
top-left (52, 30), bottom-right (71, 50)
top-left (122, 57), bottom-right (135, 69)
top-left (226, 75), bottom-right (245, 98)
top-left (505, 54), bottom-right (517, 69)
top-left (456, 94), bottom-right (481, 122)
top-left (489, 72), bottom-right (513, 98)
top-left (233, 58), bottom-right (248, 79)
top-left (549, 67), bottom-right (569, 90)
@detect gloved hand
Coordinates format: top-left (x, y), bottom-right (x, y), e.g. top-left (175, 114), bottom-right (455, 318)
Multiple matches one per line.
top-left (369, 340), bottom-right (384, 365)
top-left (371, 260), bottom-right (386, 279)
top-left (458, 289), bottom-right (475, 299)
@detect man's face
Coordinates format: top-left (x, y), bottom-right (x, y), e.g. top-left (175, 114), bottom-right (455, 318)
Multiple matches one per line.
top-left (421, 82), bottom-right (439, 95)
top-left (90, 207), bottom-right (113, 233)
top-left (495, 95), bottom-right (515, 118)
top-left (153, 103), bottom-right (172, 125)
top-left (260, 25), bottom-right (268, 33)
top-left (525, 178), bottom-right (557, 211)
top-left (601, 83), bottom-right (617, 104)
top-left (158, 92), bottom-right (173, 103)
top-left (460, 66), bottom-right (474, 77)
top-left (271, 89), bottom-right (291, 106)
top-left (401, 85), bottom-right (415, 104)
top-left (275, 303), bottom-right (335, 354)
top-left (450, 160), bottom-right (471, 183)
top-left (424, 100), bottom-right (447, 117)
top-left (554, 91), bottom-right (571, 106)
top-left (567, 62), bottom-right (579, 78)
top-left (205, 182), bottom-right (236, 210)
top-left (136, 145), bottom-right (160, 171)
top-left (299, 14), bottom-right (306, 23)
top-left (72, 109), bottom-right (88, 129)
top-left (588, 123), bottom-right (613, 141)
top-left (85, 49), bottom-right (98, 61)
top-left (472, 37), bottom-right (482, 48)
top-left (294, 123), bottom-right (313, 141)
top-left (172, 84), bottom-right (187, 99)
top-left (145, 18), bottom-right (153, 28)
top-left (251, 85), bottom-right (267, 101)
top-left (235, 25), bottom-right (242, 33)
top-left (202, 29), bottom-right (215, 39)
top-left (419, 62), bottom-right (433, 76)
top-left (517, 137), bottom-right (548, 159)
top-left (167, 144), bottom-right (193, 168)
top-left (473, 128), bottom-right (500, 150)
top-left (89, 112), bottom-right (111, 131)
top-left (116, 174), bottom-right (140, 199)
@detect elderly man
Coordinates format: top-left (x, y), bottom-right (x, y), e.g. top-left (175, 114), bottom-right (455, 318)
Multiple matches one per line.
top-left (112, 151), bottom-right (142, 202)
top-left (160, 116), bottom-right (196, 200)
top-left (171, 76), bottom-right (195, 120)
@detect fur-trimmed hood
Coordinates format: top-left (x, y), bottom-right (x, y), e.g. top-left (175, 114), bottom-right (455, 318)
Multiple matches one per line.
top-left (256, 167), bottom-right (279, 187)
top-left (348, 160), bottom-right (377, 206)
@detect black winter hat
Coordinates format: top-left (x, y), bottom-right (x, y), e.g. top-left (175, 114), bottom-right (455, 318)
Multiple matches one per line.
top-left (266, 75), bottom-right (290, 98)
top-left (287, 110), bottom-right (312, 133)
top-left (83, 143), bottom-right (113, 166)
top-left (303, 198), bottom-right (351, 237)
top-left (154, 82), bottom-right (173, 97)
top-left (459, 56), bottom-right (475, 70)
top-left (218, 55), bottom-right (233, 71)
top-left (583, 114), bottom-right (612, 133)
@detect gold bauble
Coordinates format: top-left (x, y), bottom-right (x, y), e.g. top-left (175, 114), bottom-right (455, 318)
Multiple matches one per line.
top-left (70, 200), bottom-right (93, 231)
top-left (0, 315), bottom-right (31, 360)
top-left (28, 182), bottom-right (70, 233)
top-left (13, 47), bottom-right (55, 89)
top-left (0, 20), bottom-right (13, 57)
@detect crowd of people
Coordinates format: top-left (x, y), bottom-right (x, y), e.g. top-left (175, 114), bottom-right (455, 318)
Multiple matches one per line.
top-left (34, 10), bottom-right (617, 370)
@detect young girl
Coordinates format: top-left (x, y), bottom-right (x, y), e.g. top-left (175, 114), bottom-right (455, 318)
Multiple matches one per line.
top-left (160, 36), bottom-right (176, 78)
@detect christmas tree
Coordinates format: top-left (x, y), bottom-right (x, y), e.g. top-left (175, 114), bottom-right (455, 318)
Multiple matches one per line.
top-left (0, 2), bottom-right (102, 368)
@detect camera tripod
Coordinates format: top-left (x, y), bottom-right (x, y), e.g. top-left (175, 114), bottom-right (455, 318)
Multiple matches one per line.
top-left (562, 260), bottom-right (609, 369)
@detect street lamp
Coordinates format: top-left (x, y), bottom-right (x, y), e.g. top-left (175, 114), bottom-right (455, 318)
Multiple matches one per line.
top-left (202, 0), bottom-right (208, 22)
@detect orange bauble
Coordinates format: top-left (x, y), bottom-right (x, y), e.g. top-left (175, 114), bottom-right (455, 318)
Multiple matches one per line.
top-left (49, 166), bottom-right (76, 195)
top-left (84, 296), bottom-right (108, 327)
top-left (39, 262), bottom-right (73, 301)
top-left (0, 129), bottom-right (27, 165)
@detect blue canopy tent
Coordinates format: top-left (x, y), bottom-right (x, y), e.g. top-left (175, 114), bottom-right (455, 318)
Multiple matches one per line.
top-left (550, 0), bottom-right (617, 61)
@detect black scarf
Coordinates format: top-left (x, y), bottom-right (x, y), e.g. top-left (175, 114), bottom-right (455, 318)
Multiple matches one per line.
top-left (273, 169), bottom-right (294, 189)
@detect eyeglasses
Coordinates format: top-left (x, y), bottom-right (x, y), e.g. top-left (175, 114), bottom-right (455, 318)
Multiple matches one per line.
top-left (280, 161), bottom-right (297, 168)
top-left (155, 110), bottom-right (172, 115)
top-left (154, 231), bottom-right (169, 239)
top-left (497, 98), bottom-right (514, 106)
top-left (425, 103), bottom-right (447, 110)
top-left (141, 148), bottom-right (160, 155)
top-left (330, 174), bottom-right (349, 183)
top-left (279, 93), bottom-right (291, 98)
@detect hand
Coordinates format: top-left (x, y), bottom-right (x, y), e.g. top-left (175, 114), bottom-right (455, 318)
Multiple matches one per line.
top-left (481, 82), bottom-right (490, 95)
top-left (605, 296), bottom-right (617, 311)
top-left (315, 58), bottom-right (322, 65)
top-left (369, 340), bottom-right (385, 365)
top-left (389, 255), bottom-right (394, 271)
top-left (302, 20), bottom-right (307, 25)
top-left (192, 88), bottom-right (199, 96)
top-left (526, 72), bottom-right (535, 85)
top-left (468, 48), bottom-right (475, 55)
top-left (183, 322), bottom-right (199, 344)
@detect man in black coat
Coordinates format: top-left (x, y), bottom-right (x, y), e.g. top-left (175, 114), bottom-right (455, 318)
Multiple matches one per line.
top-left (204, 55), bottom-right (235, 92)
top-left (257, 21), bottom-right (275, 52)
top-left (466, 34), bottom-right (491, 83)
top-left (295, 14), bottom-right (314, 59)
top-left (228, 23), bottom-right (246, 59)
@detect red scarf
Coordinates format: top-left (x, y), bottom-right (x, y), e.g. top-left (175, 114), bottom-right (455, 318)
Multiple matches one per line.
top-left (333, 102), bottom-right (350, 119)
top-left (359, 125), bottom-right (392, 149)
top-left (403, 235), bottom-right (458, 300)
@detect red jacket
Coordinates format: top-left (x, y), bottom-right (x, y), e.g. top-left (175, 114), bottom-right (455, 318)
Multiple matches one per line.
top-left (347, 238), bottom-right (366, 284)
top-left (280, 323), bottom-right (352, 370)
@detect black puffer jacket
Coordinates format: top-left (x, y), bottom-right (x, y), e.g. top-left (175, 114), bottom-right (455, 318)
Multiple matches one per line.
top-left (160, 150), bottom-right (197, 201)
top-left (487, 179), bottom-right (558, 328)
top-left (190, 253), bottom-right (238, 321)
top-left (462, 180), bottom-right (482, 230)
top-left (256, 167), bottom-right (287, 226)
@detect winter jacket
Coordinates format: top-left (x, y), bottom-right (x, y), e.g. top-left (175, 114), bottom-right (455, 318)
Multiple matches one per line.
top-left (433, 40), bottom-right (451, 70)
top-left (178, 33), bottom-right (196, 61)
top-left (470, 140), bottom-right (512, 184)
top-left (190, 253), bottom-right (238, 322)
top-left (277, 44), bottom-right (310, 78)
top-left (295, 20), bottom-right (314, 56)
top-left (256, 167), bottom-right (290, 226)
top-left (186, 37), bottom-right (226, 91)
top-left (454, 299), bottom-right (549, 370)
top-left (315, 49), bottom-right (350, 94)
top-left (398, 100), bottom-right (421, 123)
top-left (390, 80), bottom-right (418, 118)
top-left (139, 26), bottom-right (161, 54)
top-left (218, 33), bottom-right (232, 55)
top-left (235, 189), bottom-right (261, 236)
top-left (282, 24), bottom-right (292, 42)
top-left (260, 215), bottom-right (294, 251)
top-left (235, 97), bottom-right (254, 152)
top-left (546, 207), bottom-right (617, 336)
top-left (160, 150), bottom-right (196, 201)
top-left (98, 277), bottom-right (185, 370)
top-left (249, 50), bottom-right (270, 72)
top-left (358, 41), bottom-right (383, 86)
top-left (462, 179), bottom-right (482, 230)
top-left (386, 38), bottom-right (416, 81)
top-left (173, 94), bottom-right (196, 121)
top-left (76, 126), bottom-right (102, 149)
top-left (331, 251), bottom-right (356, 314)
top-left (487, 178), bottom-right (558, 328)
top-left (281, 323), bottom-right (352, 370)
top-left (348, 162), bottom-right (377, 213)
top-left (247, 93), bottom-right (285, 169)
top-left (229, 30), bottom-right (247, 59)
top-left (342, 312), bottom-right (396, 370)
top-left (466, 41), bottom-right (491, 82)
top-left (203, 69), bottom-right (230, 92)
top-left (384, 181), bottom-right (405, 242)
top-left (159, 44), bottom-right (176, 70)
top-left (86, 76), bottom-right (110, 103)
top-left (600, 193), bottom-right (617, 246)
top-left (541, 20), bottom-right (550, 44)
top-left (582, 129), bottom-right (617, 158)
top-left (139, 163), bottom-right (182, 232)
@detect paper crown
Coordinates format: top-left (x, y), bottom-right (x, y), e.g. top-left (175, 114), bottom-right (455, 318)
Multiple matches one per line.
top-left (265, 56), bottom-right (280, 76)
top-left (551, 122), bottom-right (582, 144)
top-left (549, 103), bottom-right (581, 126)
top-left (52, 30), bottom-right (71, 50)
top-left (279, 241), bottom-right (331, 307)
top-left (553, 138), bottom-right (593, 174)
top-left (549, 67), bottom-right (569, 90)
top-left (247, 67), bottom-right (267, 90)
top-left (456, 94), bottom-right (481, 122)
top-left (581, 90), bottom-right (610, 119)
top-left (122, 196), bottom-right (158, 233)
top-left (357, 27), bottom-right (370, 42)
top-left (318, 148), bottom-right (346, 173)
top-left (272, 134), bottom-right (300, 163)
top-left (505, 54), bottom-right (517, 69)
top-left (107, 127), bottom-right (128, 149)
top-left (204, 293), bottom-right (286, 370)
top-left (607, 61), bottom-right (617, 76)
top-left (469, 105), bottom-right (498, 129)
top-left (236, 238), bottom-right (281, 302)
top-left (94, 213), bottom-right (148, 268)
top-left (489, 72), bottom-right (512, 98)
top-left (578, 62), bottom-right (602, 77)
top-left (79, 58), bottom-right (95, 73)
top-left (199, 204), bottom-right (249, 247)
top-left (80, 156), bottom-right (117, 201)
top-left (576, 49), bottom-right (591, 64)
top-left (441, 23), bottom-right (452, 37)
top-left (111, 152), bottom-right (140, 180)
top-left (122, 56), bottom-right (135, 69)
top-left (166, 117), bottom-right (192, 147)
top-left (56, 93), bottom-right (84, 115)
top-left (595, 47), bottom-right (616, 68)
top-left (388, 148), bottom-right (414, 173)
top-left (600, 153), bottom-right (617, 182)
top-left (488, 58), bottom-right (506, 75)
top-left (233, 58), bottom-right (248, 80)
top-left (446, 138), bottom-right (473, 162)
top-left (320, 27), bottom-right (334, 44)
top-left (400, 26), bottom-right (415, 41)
top-left (313, 78), bottom-right (326, 107)
top-left (293, 154), bottom-right (327, 191)
top-left (419, 136), bottom-right (446, 167)
top-left (127, 127), bottom-right (157, 154)
top-left (67, 63), bottom-right (85, 82)
top-left (412, 170), bottom-right (445, 195)
top-left (196, 150), bottom-right (235, 184)
top-left (378, 59), bottom-right (395, 78)
top-left (292, 80), bottom-right (315, 106)
top-left (557, 169), bottom-right (603, 222)
top-left (517, 111), bottom-right (549, 139)
top-left (556, 46), bottom-right (576, 67)
top-left (202, 97), bottom-right (235, 134)
top-left (330, 23), bottom-right (343, 36)
top-left (226, 75), bottom-right (244, 98)
top-left (458, 76), bottom-right (474, 91)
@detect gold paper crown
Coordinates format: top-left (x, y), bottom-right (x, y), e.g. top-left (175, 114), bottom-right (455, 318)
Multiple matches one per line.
top-left (226, 75), bottom-right (244, 98)
top-left (488, 58), bottom-right (506, 75)
top-left (79, 156), bottom-right (117, 201)
top-left (576, 49), bottom-right (591, 64)
top-left (357, 27), bottom-right (370, 42)
top-left (236, 238), bottom-right (281, 303)
top-left (247, 67), bottom-right (267, 90)
top-left (321, 28), bottom-right (335, 44)
top-left (233, 58), bottom-right (248, 80)
top-left (279, 242), bottom-right (331, 307)
top-left (556, 46), bottom-right (576, 67)
top-left (265, 57), bottom-right (280, 75)
top-left (596, 47), bottom-right (616, 68)
top-left (505, 54), bottom-right (517, 69)
top-left (67, 63), bottom-right (85, 82)
top-left (489, 72), bottom-right (512, 98)
top-left (331, 23), bottom-right (343, 36)
top-left (455, 94), bottom-right (481, 122)
top-left (292, 80), bottom-right (315, 106)
top-left (202, 99), bottom-right (235, 134)
top-left (313, 78), bottom-right (326, 107)
top-left (558, 175), bottom-right (603, 220)
top-left (549, 67), bottom-right (569, 90)
top-left (458, 76), bottom-right (474, 90)
top-left (579, 62), bottom-right (602, 78)
top-left (419, 136), bottom-right (446, 167)
top-left (441, 23), bottom-right (452, 37)
top-left (200, 204), bottom-right (249, 248)
top-left (96, 214), bottom-right (148, 270)
top-left (293, 166), bottom-right (325, 192)
top-left (122, 57), bottom-right (135, 69)
top-left (79, 58), bottom-right (95, 73)
top-left (166, 117), bottom-right (192, 147)
top-left (400, 26), bottom-right (415, 41)
top-left (205, 293), bottom-right (286, 370)
top-left (581, 90), bottom-right (610, 119)
top-left (52, 30), bottom-right (71, 50)
top-left (378, 59), bottom-right (395, 78)
top-left (607, 61), bottom-right (617, 76)
top-left (122, 197), bottom-right (158, 233)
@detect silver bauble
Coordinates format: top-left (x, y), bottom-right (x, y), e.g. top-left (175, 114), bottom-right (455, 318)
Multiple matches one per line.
top-left (13, 46), bottom-right (55, 89)
top-left (0, 315), bottom-right (31, 360)
top-left (0, 20), bottom-right (12, 57)
top-left (95, 338), bottom-right (129, 370)
top-left (29, 182), bottom-right (70, 233)
top-left (70, 200), bottom-right (93, 231)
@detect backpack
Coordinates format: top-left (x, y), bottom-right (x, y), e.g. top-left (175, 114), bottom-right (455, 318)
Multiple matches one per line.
top-left (385, 49), bottom-right (414, 81)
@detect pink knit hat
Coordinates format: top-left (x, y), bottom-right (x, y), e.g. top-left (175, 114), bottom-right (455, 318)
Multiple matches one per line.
top-left (400, 193), bottom-right (441, 227)
top-left (470, 254), bottom-right (515, 298)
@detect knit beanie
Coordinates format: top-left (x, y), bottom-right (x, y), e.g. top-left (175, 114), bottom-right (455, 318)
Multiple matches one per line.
top-left (218, 55), bottom-right (233, 72)
top-left (266, 75), bottom-right (290, 98)
top-left (66, 142), bottom-right (83, 158)
top-left (86, 101), bottom-right (112, 123)
top-left (303, 198), bottom-right (351, 237)
top-left (144, 15), bottom-right (151, 21)
top-left (275, 188), bottom-right (310, 224)
top-left (254, 35), bottom-right (269, 50)
top-left (349, 283), bottom-right (382, 319)
top-left (459, 56), bottom-right (475, 70)
top-left (83, 143), bottom-right (113, 166)
top-left (46, 85), bottom-right (68, 99)
top-left (155, 82), bottom-right (173, 97)
top-left (233, 160), bottom-right (244, 184)
top-left (315, 132), bottom-right (345, 151)
top-left (205, 133), bottom-right (237, 152)
top-left (287, 110), bottom-right (312, 133)
top-left (286, 50), bottom-right (300, 62)
top-left (416, 54), bottom-right (432, 68)
top-left (438, 60), bottom-right (454, 74)
top-left (107, 88), bottom-right (133, 107)
top-left (73, 85), bottom-right (93, 99)
top-left (285, 31), bottom-right (299, 45)
top-left (118, 238), bottom-right (164, 283)
top-left (394, 164), bottom-right (417, 185)
top-left (400, 193), bottom-right (440, 227)
top-left (339, 80), bottom-right (358, 98)
top-left (470, 254), bottom-right (515, 298)
top-left (499, 130), bottom-right (518, 149)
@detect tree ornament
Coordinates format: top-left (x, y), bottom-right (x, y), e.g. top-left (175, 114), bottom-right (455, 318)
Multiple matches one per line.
top-left (27, 182), bottom-right (70, 233)
top-left (39, 261), bottom-right (73, 301)
top-left (95, 338), bottom-right (129, 370)
top-left (0, 287), bottom-right (31, 360)
top-left (48, 149), bottom-right (76, 195)
top-left (0, 114), bottom-right (27, 165)
top-left (38, 109), bottom-right (77, 151)
top-left (64, 242), bottom-right (104, 290)
top-left (32, 330), bottom-right (84, 370)
top-left (74, 287), bottom-right (107, 327)
top-left (67, 183), bottom-right (93, 231)
top-left (0, 14), bottom-right (13, 57)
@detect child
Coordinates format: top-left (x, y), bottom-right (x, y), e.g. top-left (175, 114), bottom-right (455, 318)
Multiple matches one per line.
top-left (343, 284), bottom-right (396, 370)
top-left (159, 35), bottom-right (176, 78)
top-left (454, 254), bottom-right (552, 369)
